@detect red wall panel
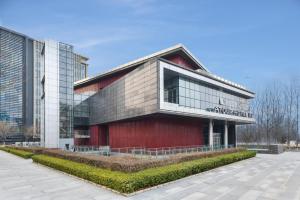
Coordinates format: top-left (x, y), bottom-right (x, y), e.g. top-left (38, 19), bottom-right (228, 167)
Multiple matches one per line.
top-left (84, 125), bottom-right (109, 146)
top-left (98, 125), bottom-right (108, 146)
top-left (89, 125), bottom-right (100, 146)
top-left (165, 54), bottom-right (198, 70)
top-left (74, 138), bottom-right (89, 146)
top-left (108, 116), bottom-right (204, 148)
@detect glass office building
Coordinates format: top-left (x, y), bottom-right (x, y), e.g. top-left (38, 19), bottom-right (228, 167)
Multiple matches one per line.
top-left (0, 26), bottom-right (88, 147)
top-left (0, 29), bottom-right (25, 128)
top-left (0, 27), bottom-right (34, 140)
top-left (37, 41), bottom-right (88, 148)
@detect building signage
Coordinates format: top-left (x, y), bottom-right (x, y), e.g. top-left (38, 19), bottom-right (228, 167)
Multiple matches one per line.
top-left (206, 107), bottom-right (253, 118)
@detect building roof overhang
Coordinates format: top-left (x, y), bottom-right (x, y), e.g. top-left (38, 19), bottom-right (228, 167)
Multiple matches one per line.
top-left (159, 58), bottom-right (255, 96)
top-left (74, 44), bottom-right (254, 96)
top-left (74, 44), bottom-right (208, 87)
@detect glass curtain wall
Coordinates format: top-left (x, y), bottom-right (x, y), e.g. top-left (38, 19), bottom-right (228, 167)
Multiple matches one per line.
top-left (33, 40), bottom-right (44, 138)
top-left (74, 54), bottom-right (88, 82)
top-left (0, 29), bottom-right (25, 131)
top-left (59, 43), bottom-right (74, 139)
top-left (164, 69), bottom-right (250, 113)
top-left (74, 92), bottom-right (91, 126)
top-left (74, 92), bottom-right (93, 137)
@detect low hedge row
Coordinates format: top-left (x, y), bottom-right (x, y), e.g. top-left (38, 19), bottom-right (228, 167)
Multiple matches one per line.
top-left (129, 150), bottom-right (256, 192)
top-left (0, 146), bottom-right (34, 159)
top-left (32, 150), bottom-right (256, 193)
top-left (21, 147), bottom-right (245, 172)
top-left (8, 146), bottom-right (45, 154)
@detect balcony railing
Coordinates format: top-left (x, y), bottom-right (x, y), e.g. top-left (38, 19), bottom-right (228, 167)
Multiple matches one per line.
top-left (72, 144), bottom-right (235, 158)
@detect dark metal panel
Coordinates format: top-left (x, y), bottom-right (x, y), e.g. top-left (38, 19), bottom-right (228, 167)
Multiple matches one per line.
top-left (88, 60), bottom-right (159, 125)
top-left (24, 38), bottom-right (34, 128)
top-left (228, 124), bottom-right (236, 147)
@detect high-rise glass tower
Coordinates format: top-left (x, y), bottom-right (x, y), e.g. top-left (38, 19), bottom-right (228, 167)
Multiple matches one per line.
top-left (0, 27), bottom-right (34, 140)
top-left (0, 26), bottom-right (88, 147)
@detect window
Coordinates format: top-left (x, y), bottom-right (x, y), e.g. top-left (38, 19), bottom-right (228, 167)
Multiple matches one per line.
top-left (163, 69), bottom-right (250, 113)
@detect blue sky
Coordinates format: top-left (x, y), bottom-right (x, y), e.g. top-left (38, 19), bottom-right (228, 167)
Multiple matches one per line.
top-left (0, 0), bottom-right (299, 92)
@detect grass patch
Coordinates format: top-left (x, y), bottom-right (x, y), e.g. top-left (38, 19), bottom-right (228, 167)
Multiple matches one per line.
top-left (0, 146), bottom-right (34, 159)
top-left (32, 150), bottom-right (256, 193)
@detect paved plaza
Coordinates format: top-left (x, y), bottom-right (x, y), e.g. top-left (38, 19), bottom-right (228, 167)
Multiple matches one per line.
top-left (1, 151), bottom-right (300, 200)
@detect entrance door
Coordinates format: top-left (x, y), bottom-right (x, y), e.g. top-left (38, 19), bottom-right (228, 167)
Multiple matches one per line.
top-left (99, 125), bottom-right (109, 146)
top-left (104, 125), bottom-right (109, 146)
top-left (213, 132), bottom-right (221, 148)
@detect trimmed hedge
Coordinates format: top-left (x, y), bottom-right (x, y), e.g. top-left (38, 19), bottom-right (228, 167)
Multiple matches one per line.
top-left (32, 150), bottom-right (256, 193)
top-left (128, 150), bottom-right (256, 192)
top-left (23, 147), bottom-right (245, 172)
top-left (0, 146), bottom-right (34, 159)
top-left (8, 146), bottom-right (45, 154)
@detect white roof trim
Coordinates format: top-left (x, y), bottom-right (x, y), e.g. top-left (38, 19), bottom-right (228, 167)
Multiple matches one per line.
top-left (179, 44), bottom-right (210, 72)
top-left (160, 60), bottom-right (254, 97)
top-left (107, 43), bottom-right (209, 73)
top-left (75, 44), bottom-right (209, 86)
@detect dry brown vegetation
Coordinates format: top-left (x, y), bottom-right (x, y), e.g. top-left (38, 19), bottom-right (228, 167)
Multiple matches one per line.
top-left (11, 146), bottom-right (244, 172)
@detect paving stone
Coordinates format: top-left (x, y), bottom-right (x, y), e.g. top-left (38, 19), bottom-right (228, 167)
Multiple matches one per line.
top-left (1, 151), bottom-right (300, 200)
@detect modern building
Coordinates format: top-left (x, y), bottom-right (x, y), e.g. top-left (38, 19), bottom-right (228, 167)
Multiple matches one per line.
top-left (74, 44), bottom-right (255, 149)
top-left (0, 26), bottom-right (254, 149)
top-left (0, 26), bottom-right (88, 148)
top-left (0, 27), bottom-right (35, 141)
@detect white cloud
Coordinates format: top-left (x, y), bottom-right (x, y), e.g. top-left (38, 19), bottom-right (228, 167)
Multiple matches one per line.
top-left (71, 25), bottom-right (146, 50)
top-left (74, 35), bottom-right (130, 49)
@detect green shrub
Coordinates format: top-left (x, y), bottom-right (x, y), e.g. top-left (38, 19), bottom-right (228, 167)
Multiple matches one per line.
top-left (9, 146), bottom-right (45, 154)
top-left (29, 147), bottom-right (246, 172)
top-left (126, 150), bottom-right (256, 192)
top-left (0, 146), bottom-right (34, 159)
top-left (32, 150), bottom-right (256, 193)
top-left (32, 154), bottom-right (129, 192)
top-left (4, 146), bottom-right (248, 173)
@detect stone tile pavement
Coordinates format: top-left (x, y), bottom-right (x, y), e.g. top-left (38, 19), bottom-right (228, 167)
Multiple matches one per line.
top-left (1, 150), bottom-right (300, 200)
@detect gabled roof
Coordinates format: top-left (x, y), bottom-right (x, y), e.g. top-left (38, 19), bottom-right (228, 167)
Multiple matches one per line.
top-left (74, 44), bottom-right (253, 94)
top-left (75, 44), bottom-right (209, 86)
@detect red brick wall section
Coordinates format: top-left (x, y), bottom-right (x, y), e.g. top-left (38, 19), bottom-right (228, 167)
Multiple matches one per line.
top-left (108, 116), bottom-right (204, 148)
top-left (165, 54), bottom-right (198, 70)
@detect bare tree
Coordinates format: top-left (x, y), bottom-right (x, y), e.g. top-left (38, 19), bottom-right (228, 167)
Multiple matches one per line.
top-left (284, 79), bottom-right (299, 146)
top-left (295, 79), bottom-right (300, 146)
top-left (297, 92), bottom-right (299, 146)
top-left (237, 77), bottom-right (300, 145)
top-left (24, 126), bottom-right (38, 142)
top-left (0, 121), bottom-right (12, 145)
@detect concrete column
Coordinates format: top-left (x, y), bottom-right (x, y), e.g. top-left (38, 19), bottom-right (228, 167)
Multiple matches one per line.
top-left (209, 119), bottom-right (213, 149)
top-left (224, 121), bottom-right (228, 149)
